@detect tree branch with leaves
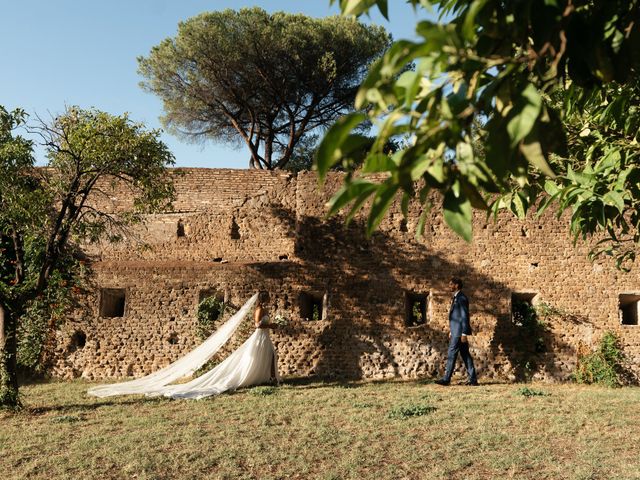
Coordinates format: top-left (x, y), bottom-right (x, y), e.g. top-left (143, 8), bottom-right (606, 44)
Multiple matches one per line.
top-left (0, 106), bottom-right (175, 408)
top-left (138, 7), bottom-right (390, 170)
top-left (317, 0), bottom-right (640, 269)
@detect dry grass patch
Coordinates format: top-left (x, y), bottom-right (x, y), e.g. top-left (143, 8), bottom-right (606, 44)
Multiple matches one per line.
top-left (1, 380), bottom-right (640, 479)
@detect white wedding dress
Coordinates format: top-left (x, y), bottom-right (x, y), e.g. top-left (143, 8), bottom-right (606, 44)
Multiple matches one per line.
top-left (87, 294), bottom-right (279, 399)
top-left (151, 316), bottom-right (279, 399)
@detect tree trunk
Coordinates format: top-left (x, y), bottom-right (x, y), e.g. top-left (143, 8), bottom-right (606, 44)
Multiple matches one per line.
top-left (0, 304), bottom-right (20, 408)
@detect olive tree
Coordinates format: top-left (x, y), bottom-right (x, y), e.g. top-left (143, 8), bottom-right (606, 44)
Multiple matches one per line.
top-left (0, 106), bottom-right (175, 407)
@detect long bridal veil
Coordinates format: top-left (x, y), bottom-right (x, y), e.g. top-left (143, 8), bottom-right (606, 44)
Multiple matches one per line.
top-left (87, 293), bottom-right (259, 398)
top-left (148, 321), bottom-right (280, 400)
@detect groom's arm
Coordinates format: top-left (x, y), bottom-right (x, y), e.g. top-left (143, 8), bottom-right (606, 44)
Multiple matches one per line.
top-left (460, 295), bottom-right (471, 336)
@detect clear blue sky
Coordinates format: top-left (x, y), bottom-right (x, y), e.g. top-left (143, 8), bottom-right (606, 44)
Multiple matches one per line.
top-left (2, 1), bottom-right (429, 168)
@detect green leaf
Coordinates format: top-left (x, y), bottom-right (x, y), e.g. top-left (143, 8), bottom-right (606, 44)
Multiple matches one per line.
top-left (415, 203), bottom-right (431, 239)
top-left (401, 192), bottom-right (410, 218)
top-left (419, 184), bottom-right (431, 203)
top-left (326, 179), bottom-right (377, 217)
top-left (405, 148), bottom-right (443, 181)
top-left (507, 84), bottom-right (542, 148)
top-left (512, 193), bottom-right (526, 219)
top-left (316, 113), bottom-right (367, 184)
top-left (339, 0), bottom-right (378, 17)
top-left (594, 148), bottom-right (621, 173)
top-left (462, 0), bottom-right (489, 40)
top-left (602, 191), bottom-right (625, 213)
top-left (395, 70), bottom-right (422, 108)
top-left (362, 153), bottom-right (397, 174)
top-left (456, 141), bottom-right (474, 164)
top-left (484, 119), bottom-right (511, 180)
top-left (536, 191), bottom-right (561, 218)
top-left (345, 188), bottom-right (379, 226)
top-left (544, 180), bottom-right (560, 196)
top-left (367, 183), bottom-right (400, 235)
top-left (615, 167), bottom-right (633, 191)
top-left (376, 0), bottom-right (389, 20)
top-left (443, 184), bottom-right (472, 242)
top-left (355, 57), bottom-right (383, 109)
top-left (339, 0), bottom-right (388, 18)
top-left (519, 134), bottom-right (556, 178)
top-left (425, 157), bottom-right (447, 185)
top-left (459, 178), bottom-right (488, 210)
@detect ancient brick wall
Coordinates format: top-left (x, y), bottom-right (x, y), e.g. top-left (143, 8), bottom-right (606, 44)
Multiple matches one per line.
top-left (51, 169), bottom-right (640, 383)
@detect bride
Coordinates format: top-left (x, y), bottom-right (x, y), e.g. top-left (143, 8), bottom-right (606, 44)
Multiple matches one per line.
top-left (87, 291), bottom-right (280, 399)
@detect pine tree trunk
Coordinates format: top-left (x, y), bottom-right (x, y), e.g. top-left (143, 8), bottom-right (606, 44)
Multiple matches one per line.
top-left (0, 305), bottom-right (20, 408)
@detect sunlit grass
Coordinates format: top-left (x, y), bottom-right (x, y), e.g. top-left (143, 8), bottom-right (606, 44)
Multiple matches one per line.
top-left (1, 379), bottom-right (640, 479)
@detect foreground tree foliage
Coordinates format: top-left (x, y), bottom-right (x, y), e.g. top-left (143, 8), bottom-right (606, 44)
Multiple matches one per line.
top-left (0, 106), bottom-right (175, 407)
top-left (317, 0), bottom-right (640, 268)
top-left (138, 7), bottom-right (390, 170)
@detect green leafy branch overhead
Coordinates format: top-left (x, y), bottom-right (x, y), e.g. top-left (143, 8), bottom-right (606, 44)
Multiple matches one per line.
top-left (318, 0), bottom-right (640, 268)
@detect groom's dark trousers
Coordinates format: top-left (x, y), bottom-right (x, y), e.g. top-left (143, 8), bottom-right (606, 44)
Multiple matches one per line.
top-left (443, 291), bottom-right (477, 383)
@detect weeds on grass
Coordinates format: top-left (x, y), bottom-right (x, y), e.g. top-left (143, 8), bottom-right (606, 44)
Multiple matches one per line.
top-left (388, 403), bottom-right (436, 419)
top-left (250, 386), bottom-right (278, 396)
top-left (51, 414), bottom-right (83, 423)
top-left (516, 387), bottom-right (549, 398)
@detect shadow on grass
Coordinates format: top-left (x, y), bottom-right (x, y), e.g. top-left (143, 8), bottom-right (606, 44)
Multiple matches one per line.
top-left (26, 396), bottom-right (168, 415)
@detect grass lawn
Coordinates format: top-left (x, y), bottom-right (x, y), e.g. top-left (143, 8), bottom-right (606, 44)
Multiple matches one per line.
top-left (1, 379), bottom-right (640, 480)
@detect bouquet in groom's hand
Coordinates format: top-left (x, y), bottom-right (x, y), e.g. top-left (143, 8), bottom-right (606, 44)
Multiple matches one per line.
top-left (273, 314), bottom-right (289, 327)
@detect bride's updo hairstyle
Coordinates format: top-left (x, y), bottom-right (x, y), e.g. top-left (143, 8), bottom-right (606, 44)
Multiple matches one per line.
top-left (257, 291), bottom-right (270, 307)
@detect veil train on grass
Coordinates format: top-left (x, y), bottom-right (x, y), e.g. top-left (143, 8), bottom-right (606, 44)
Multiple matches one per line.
top-left (87, 293), bottom-right (259, 398)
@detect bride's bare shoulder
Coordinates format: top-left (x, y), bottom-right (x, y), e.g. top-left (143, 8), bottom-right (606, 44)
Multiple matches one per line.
top-left (254, 306), bottom-right (263, 326)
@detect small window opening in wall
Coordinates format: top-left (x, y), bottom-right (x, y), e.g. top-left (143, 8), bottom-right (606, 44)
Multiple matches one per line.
top-left (399, 219), bottom-right (408, 233)
top-left (230, 217), bottom-right (241, 240)
top-left (100, 288), bottom-right (126, 317)
top-left (177, 219), bottom-right (186, 238)
top-left (405, 292), bottom-right (428, 326)
top-left (68, 330), bottom-right (86, 353)
top-left (619, 294), bottom-right (640, 325)
top-left (198, 288), bottom-right (226, 304)
top-left (511, 292), bottom-right (538, 325)
top-left (168, 333), bottom-right (179, 345)
top-left (299, 292), bottom-right (326, 321)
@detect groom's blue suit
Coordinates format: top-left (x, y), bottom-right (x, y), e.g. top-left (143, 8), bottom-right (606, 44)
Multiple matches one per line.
top-left (443, 291), bottom-right (477, 384)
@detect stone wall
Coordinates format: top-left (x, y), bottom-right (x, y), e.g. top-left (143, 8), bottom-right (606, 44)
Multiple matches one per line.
top-left (51, 168), bottom-right (640, 383)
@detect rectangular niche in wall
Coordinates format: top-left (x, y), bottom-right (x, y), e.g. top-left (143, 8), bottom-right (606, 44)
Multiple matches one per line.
top-left (198, 288), bottom-right (227, 304)
top-left (619, 294), bottom-right (640, 326)
top-left (198, 289), bottom-right (227, 320)
top-left (405, 291), bottom-right (428, 326)
top-left (230, 217), bottom-right (241, 240)
top-left (511, 292), bottom-right (539, 325)
top-left (299, 292), bottom-right (326, 321)
top-left (100, 288), bottom-right (126, 318)
top-left (177, 219), bottom-right (186, 238)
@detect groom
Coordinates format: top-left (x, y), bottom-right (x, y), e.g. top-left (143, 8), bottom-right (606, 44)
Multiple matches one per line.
top-left (435, 277), bottom-right (478, 386)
